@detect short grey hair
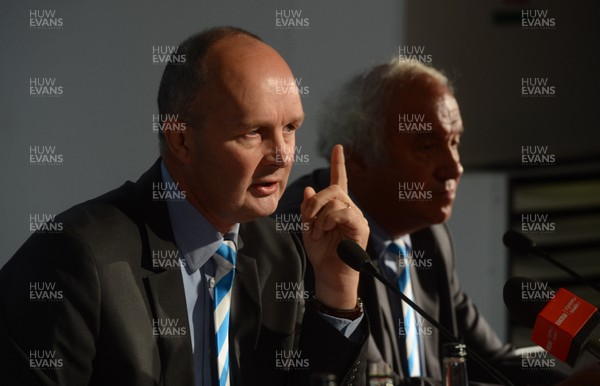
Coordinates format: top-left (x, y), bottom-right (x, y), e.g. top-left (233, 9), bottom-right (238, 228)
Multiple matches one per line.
top-left (317, 58), bottom-right (451, 165)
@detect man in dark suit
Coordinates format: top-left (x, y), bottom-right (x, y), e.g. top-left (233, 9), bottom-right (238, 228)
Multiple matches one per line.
top-left (276, 59), bottom-right (599, 385)
top-left (0, 27), bottom-right (369, 386)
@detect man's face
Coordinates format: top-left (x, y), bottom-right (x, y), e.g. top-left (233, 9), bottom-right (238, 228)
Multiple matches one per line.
top-left (355, 79), bottom-right (463, 235)
top-left (179, 36), bottom-right (304, 231)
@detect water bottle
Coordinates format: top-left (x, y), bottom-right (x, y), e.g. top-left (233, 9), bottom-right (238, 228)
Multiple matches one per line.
top-left (310, 372), bottom-right (337, 386)
top-left (443, 343), bottom-right (469, 386)
top-left (368, 362), bottom-right (394, 386)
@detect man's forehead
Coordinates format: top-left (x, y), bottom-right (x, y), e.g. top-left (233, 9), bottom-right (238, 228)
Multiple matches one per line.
top-left (208, 34), bottom-right (265, 57)
top-left (198, 36), bottom-right (302, 107)
top-left (436, 94), bottom-right (462, 122)
top-left (436, 92), bottom-right (459, 111)
top-left (208, 40), bottom-right (296, 90)
top-left (207, 35), bottom-right (284, 74)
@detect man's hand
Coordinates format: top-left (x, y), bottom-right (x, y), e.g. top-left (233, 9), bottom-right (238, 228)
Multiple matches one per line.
top-left (301, 144), bottom-right (369, 309)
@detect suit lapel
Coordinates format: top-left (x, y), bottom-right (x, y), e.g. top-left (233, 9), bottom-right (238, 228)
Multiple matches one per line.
top-left (146, 268), bottom-right (194, 386)
top-left (136, 159), bottom-right (194, 386)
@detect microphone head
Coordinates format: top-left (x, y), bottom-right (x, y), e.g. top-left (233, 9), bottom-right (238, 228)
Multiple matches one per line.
top-left (503, 230), bottom-right (536, 255)
top-left (503, 277), bottom-right (553, 328)
top-left (337, 239), bottom-right (370, 272)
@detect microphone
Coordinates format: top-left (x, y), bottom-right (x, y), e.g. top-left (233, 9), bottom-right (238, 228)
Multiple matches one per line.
top-left (502, 230), bottom-right (600, 294)
top-left (502, 276), bottom-right (549, 329)
top-left (502, 230), bottom-right (535, 255)
top-left (503, 277), bottom-right (600, 366)
top-left (337, 239), bottom-right (396, 293)
top-left (337, 240), bottom-right (515, 386)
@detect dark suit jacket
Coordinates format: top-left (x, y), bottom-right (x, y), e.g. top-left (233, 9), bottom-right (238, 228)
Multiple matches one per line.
top-left (0, 160), bottom-right (367, 386)
top-left (276, 168), bottom-right (566, 386)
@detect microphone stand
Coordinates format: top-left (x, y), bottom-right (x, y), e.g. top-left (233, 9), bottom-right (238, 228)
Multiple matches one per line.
top-left (504, 230), bottom-right (600, 295)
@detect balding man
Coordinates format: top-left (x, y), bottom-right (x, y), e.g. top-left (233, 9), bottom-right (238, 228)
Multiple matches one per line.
top-left (0, 27), bottom-right (368, 386)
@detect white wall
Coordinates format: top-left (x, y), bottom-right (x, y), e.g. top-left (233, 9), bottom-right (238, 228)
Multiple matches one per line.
top-left (447, 173), bottom-right (509, 340)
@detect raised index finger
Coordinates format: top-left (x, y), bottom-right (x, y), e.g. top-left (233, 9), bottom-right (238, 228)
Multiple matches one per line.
top-left (330, 144), bottom-right (348, 192)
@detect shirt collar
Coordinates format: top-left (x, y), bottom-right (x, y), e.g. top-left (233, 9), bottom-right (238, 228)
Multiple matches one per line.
top-left (160, 161), bottom-right (239, 273)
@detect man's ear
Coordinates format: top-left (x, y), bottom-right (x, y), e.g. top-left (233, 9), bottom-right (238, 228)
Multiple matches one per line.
top-left (162, 119), bottom-right (192, 164)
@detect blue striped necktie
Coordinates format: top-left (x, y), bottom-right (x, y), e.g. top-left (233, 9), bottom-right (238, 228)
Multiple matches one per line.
top-left (213, 239), bottom-right (236, 386)
top-left (388, 240), bottom-right (422, 377)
